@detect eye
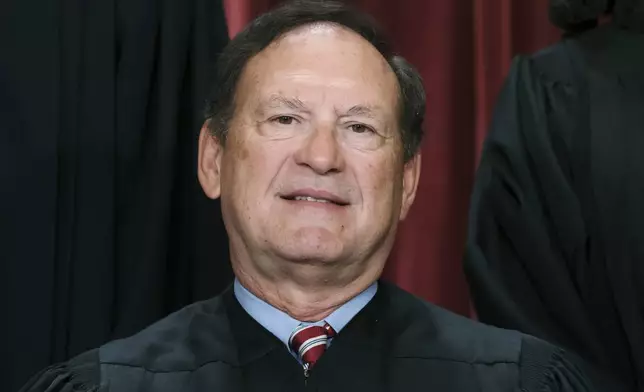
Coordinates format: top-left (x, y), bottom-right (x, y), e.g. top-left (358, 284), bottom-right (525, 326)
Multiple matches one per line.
top-left (349, 124), bottom-right (374, 134)
top-left (273, 115), bottom-right (296, 125)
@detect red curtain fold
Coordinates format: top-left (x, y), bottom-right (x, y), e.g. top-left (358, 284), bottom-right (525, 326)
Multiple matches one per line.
top-left (223, 0), bottom-right (560, 316)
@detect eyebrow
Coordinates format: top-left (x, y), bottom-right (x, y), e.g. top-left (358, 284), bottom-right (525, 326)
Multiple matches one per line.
top-left (258, 95), bottom-right (385, 119)
top-left (338, 105), bottom-right (383, 119)
top-left (264, 94), bottom-right (307, 111)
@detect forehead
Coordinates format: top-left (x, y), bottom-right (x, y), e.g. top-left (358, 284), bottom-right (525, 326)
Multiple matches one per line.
top-left (237, 24), bottom-right (399, 112)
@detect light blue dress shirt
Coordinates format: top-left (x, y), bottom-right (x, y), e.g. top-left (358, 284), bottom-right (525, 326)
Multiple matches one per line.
top-left (233, 278), bottom-right (378, 360)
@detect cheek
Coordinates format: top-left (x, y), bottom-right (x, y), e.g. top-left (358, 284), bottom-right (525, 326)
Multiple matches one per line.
top-left (359, 156), bottom-right (403, 210)
top-left (223, 138), bottom-right (285, 199)
top-left (370, 150), bottom-right (401, 188)
top-left (220, 136), bottom-right (254, 202)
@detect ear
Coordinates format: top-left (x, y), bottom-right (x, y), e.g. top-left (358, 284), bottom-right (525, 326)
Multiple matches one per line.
top-left (399, 152), bottom-right (421, 221)
top-left (197, 121), bottom-right (223, 200)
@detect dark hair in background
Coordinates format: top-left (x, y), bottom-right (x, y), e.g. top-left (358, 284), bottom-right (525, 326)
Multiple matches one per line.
top-left (204, 0), bottom-right (426, 162)
top-left (549, 0), bottom-right (644, 33)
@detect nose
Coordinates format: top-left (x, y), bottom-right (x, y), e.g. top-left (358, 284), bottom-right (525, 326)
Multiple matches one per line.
top-left (293, 122), bottom-right (345, 175)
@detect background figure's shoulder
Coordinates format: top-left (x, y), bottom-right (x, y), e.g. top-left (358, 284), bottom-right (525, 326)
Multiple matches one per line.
top-left (526, 38), bottom-right (584, 87)
top-left (99, 293), bottom-right (235, 372)
top-left (525, 23), bottom-right (644, 92)
top-left (19, 349), bottom-right (102, 392)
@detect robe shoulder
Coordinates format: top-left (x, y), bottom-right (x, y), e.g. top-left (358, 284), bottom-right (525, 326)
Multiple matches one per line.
top-left (18, 294), bottom-right (234, 392)
top-left (18, 349), bottom-right (102, 392)
top-left (19, 286), bottom-right (597, 392)
top-left (388, 284), bottom-right (596, 391)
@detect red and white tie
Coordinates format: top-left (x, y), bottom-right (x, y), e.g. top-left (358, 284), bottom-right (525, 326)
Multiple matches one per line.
top-left (288, 322), bottom-right (336, 372)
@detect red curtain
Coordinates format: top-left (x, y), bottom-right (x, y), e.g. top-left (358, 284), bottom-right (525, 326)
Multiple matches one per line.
top-left (223, 0), bottom-right (561, 316)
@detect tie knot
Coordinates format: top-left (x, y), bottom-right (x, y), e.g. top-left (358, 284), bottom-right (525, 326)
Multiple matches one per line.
top-left (288, 322), bottom-right (336, 370)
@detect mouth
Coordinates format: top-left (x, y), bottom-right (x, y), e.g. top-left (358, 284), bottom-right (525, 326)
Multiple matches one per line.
top-left (279, 190), bottom-right (350, 206)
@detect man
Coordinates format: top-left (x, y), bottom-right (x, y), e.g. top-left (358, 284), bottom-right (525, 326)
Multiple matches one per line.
top-left (19, 1), bottom-right (594, 391)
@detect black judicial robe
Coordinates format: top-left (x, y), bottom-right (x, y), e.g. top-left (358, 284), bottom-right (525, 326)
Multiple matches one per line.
top-left (19, 281), bottom-right (592, 392)
top-left (464, 22), bottom-right (644, 391)
top-left (1, 0), bottom-right (232, 390)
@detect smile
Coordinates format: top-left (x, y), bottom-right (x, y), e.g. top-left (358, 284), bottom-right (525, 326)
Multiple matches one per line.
top-left (293, 196), bottom-right (332, 203)
top-left (279, 189), bottom-right (350, 206)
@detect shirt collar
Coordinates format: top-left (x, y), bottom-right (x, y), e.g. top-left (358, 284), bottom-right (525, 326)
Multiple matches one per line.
top-left (234, 278), bottom-right (378, 348)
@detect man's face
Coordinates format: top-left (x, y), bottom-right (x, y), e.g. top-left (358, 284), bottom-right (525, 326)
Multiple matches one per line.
top-left (199, 24), bottom-right (420, 282)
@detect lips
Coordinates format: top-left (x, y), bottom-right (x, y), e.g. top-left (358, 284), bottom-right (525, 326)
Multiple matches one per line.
top-left (292, 196), bottom-right (333, 203)
top-left (279, 189), bottom-right (349, 206)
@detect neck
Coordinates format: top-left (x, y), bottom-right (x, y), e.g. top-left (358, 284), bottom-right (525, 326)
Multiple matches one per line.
top-left (234, 264), bottom-right (380, 322)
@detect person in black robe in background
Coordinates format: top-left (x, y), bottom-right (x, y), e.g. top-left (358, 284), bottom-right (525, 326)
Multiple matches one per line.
top-left (464, 0), bottom-right (644, 390)
top-left (19, 1), bottom-right (595, 391)
top-left (0, 0), bottom-right (233, 390)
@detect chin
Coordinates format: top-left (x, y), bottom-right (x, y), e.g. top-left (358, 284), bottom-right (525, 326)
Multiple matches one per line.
top-left (271, 227), bottom-right (345, 263)
top-left (277, 246), bottom-right (345, 264)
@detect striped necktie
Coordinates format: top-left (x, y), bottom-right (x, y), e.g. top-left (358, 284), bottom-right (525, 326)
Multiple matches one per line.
top-left (288, 322), bottom-right (336, 374)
